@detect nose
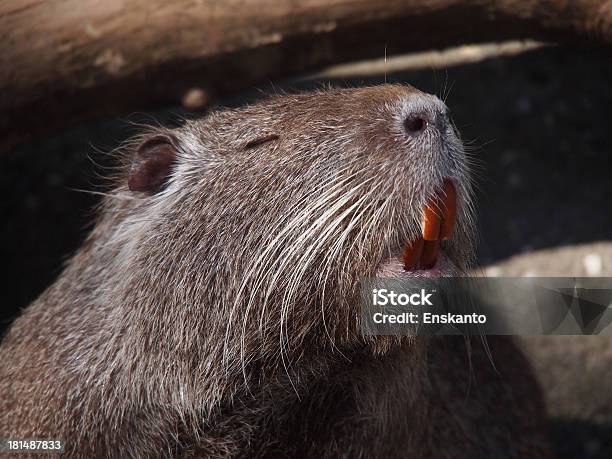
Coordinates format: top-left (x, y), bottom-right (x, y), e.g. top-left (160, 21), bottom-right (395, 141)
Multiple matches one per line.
top-left (403, 112), bottom-right (429, 135)
top-left (402, 95), bottom-right (448, 136)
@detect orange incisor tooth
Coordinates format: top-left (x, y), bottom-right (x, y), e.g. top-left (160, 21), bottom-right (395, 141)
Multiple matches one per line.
top-left (403, 238), bottom-right (424, 271)
top-left (422, 202), bottom-right (441, 241)
top-left (440, 180), bottom-right (457, 240)
top-left (420, 240), bottom-right (439, 269)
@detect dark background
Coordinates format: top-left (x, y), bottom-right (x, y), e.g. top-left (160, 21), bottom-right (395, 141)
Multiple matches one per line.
top-left (3, 46), bottom-right (611, 325)
top-left (1, 45), bottom-right (612, 457)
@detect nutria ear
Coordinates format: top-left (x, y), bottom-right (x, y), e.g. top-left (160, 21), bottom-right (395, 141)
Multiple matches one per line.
top-left (128, 134), bottom-right (177, 193)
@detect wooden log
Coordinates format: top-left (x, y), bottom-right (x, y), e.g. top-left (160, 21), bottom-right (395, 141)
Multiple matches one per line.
top-left (1, 0), bottom-right (611, 153)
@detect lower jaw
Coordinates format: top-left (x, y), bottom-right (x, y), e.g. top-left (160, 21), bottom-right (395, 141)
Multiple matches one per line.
top-left (375, 252), bottom-right (457, 278)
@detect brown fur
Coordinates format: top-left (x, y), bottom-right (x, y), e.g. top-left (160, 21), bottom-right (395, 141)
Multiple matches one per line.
top-left (0, 85), bottom-right (550, 458)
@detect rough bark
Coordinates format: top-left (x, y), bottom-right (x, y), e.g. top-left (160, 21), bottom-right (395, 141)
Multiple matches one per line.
top-left (1, 0), bottom-right (611, 152)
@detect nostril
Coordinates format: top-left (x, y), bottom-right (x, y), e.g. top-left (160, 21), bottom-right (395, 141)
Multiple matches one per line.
top-left (404, 114), bottom-right (427, 135)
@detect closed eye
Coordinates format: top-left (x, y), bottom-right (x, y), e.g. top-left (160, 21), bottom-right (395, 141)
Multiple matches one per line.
top-left (244, 134), bottom-right (279, 149)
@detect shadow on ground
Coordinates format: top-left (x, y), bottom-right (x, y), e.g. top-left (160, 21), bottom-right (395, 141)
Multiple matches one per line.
top-left (551, 420), bottom-right (612, 459)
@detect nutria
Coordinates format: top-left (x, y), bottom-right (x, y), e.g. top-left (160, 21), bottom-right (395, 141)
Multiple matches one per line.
top-left (0, 85), bottom-right (550, 458)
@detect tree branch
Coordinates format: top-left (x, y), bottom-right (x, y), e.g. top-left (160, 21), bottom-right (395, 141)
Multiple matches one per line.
top-left (1, 0), bottom-right (611, 152)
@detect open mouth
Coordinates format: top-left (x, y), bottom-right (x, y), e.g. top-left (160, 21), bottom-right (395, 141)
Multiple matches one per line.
top-left (403, 179), bottom-right (457, 272)
top-left (376, 179), bottom-right (458, 278)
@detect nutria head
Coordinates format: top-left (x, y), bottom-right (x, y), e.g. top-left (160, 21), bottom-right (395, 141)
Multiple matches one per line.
top-left (87, 84), bottom-right (475, 383)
